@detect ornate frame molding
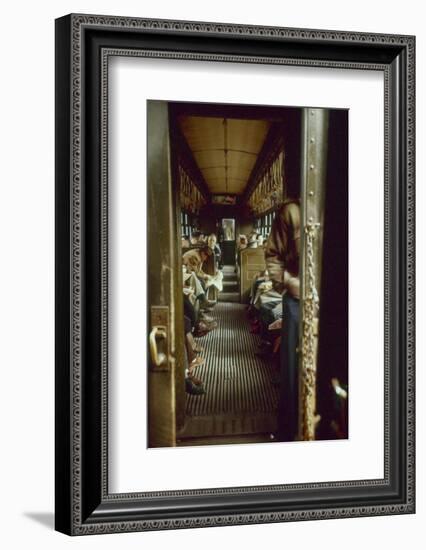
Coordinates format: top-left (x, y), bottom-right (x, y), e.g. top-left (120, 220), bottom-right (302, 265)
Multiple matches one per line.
top-left (55, 14), bottom-right (415, 535)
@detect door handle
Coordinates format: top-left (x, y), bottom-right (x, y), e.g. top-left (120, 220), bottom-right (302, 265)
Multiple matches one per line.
top-left (149, 325), bottom-right (167, 367)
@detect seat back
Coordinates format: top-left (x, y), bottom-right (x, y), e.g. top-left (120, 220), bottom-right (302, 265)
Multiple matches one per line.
top-left (239, 248), bottom-right (266, 302)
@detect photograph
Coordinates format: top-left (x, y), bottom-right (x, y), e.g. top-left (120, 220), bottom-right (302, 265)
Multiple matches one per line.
top-left (147, 100), bottom-right (348, 448)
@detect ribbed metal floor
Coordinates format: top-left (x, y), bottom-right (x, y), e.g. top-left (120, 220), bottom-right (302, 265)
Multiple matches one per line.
top-left (180, 302), bottom-right (279, 440)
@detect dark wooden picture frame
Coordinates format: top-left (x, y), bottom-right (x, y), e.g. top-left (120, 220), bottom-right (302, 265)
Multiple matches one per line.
top-left (55, 14), bottom-right (415, 535)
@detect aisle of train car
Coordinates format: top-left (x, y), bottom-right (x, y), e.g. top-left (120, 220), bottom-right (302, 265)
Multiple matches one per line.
top-left (177, 266), bottom-right (279, 446)
top-left (147, 100), bottom-right (348, 447)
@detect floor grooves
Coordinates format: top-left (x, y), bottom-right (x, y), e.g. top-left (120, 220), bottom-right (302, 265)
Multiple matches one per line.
top-left (179, 301), bottom-right (278, 440)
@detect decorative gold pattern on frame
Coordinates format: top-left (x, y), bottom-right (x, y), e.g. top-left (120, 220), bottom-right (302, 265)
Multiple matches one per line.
top-left (67, 13), bottom-right (415, 535)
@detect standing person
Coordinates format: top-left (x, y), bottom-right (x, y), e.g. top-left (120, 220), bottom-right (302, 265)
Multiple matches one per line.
top-left (264, 198), bottom-right (301, 441)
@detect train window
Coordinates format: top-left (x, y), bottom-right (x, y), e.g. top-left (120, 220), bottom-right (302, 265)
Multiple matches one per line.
top-left (181, 211), bottom-right (193, 239)
top-left (267, 213), bottom-right (272, 234)
top-left (258, 213), bottom-right (272, 237)
top-left (181, 212), bottom-right (185, 236)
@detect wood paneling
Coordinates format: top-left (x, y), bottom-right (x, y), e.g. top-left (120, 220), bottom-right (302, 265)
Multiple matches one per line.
top-left (239, 248), bottom-right (266, 301)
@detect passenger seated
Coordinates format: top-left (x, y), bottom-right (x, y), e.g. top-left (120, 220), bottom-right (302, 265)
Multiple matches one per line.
top-left (182, 271), bottom-right (217, 396)
top-left (189, 231), bottom-right (202, 246)
top-left (248, 232), bottom-right (258, 248)
top-left (183, 270), bottom-right (217, 333)
top-left (207, 233), bottom-right (222, 269)
top-left (182, 245), bottom-right (214, 292)
top-left (237, 235), bottom-right (248, 251)
top-left (249, 269), bottom-right (271, 309)
top-left (236, 235), bottom-right (248, 270)
top-left (182, 234), bottom-right (190, 248)
top-left (246, 268), bottom-right (283, 360)
top-left (183, 314), bottom-right (206, 395)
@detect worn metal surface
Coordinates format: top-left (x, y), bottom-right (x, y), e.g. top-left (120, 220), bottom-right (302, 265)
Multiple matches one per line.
top-left (147, 102), bottom-right (184, 448)
top-left (299, 108), bottom-right (329, 440)
top-left (181, 302), bottom-right (278, 439)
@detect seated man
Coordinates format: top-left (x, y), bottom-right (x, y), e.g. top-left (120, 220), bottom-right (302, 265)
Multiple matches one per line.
top-left (183, 270), bottom-right (217, 335)
top-left (249, 271), bottom-right (283, 348)
top-left (181, 234), bottom-right (190, 249)
top-left (264, 198), bottom-right (301, 442)
top-left (207, 233), bottom-right (222, 269)
top-left (182, 245), bottom-right (213, 291)
top-left (183, 314), bottom-right (206, 396)
top-left (189, 230), bottom-right (202, 246)
top-left (237, 234), bottom-right (248, 251)
top-left (247, 232), bottom-right (258, 248)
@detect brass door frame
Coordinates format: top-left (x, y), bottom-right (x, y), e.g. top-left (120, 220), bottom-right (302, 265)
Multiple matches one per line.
top-left (299, 108), bottom-right (329, 440)
top-left (147, 101), bottom-right (185, 447)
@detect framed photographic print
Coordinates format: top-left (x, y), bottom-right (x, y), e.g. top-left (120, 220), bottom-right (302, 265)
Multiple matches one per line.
top-left (55, 14), bottom-right (415, 535)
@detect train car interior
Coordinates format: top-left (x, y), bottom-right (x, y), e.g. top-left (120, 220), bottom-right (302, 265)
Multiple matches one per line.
top-left (147, 101), bottom-right (348, 448)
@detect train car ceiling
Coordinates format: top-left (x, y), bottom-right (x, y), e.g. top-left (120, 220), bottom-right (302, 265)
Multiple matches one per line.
top-left (178, 116), bottom-right (271, 196)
